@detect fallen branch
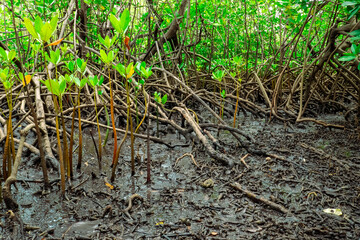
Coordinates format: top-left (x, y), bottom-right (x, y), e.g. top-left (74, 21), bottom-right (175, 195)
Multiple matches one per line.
top-left (174, 106), bottom-right (234, 167)
top-left (122, 194), bottom-right (143, 219)
top-left (230, 182), bottom-right (290, 214)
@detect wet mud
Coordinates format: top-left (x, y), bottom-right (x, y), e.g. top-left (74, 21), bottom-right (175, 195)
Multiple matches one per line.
top-left (1, 113), bottom-right (360, 239)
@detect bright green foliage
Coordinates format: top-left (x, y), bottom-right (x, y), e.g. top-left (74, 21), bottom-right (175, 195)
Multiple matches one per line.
top-left (41, 77), bottom-right (66, 97)
top-left (220, 89), bottom-right (226, 99)
top-left (342, 1), bottom-right (360, 19)
top-left (46, 49), bottom-right (61, 65)
top-left (212, 70), bottom-right (225, 82)
top-left (109, 9), bottom-right (131, 36)
top-left (339, 44), bottom-right (360, 70)
top-left (74, 76), bottom-right (88, 89)
top-left (76, 58), bottom-right (87, 74)
top-left (61, 44), bottom-right (69, 54)
top-left (98, 35), bottom-right (117, 49)
top-left (0, 48), bottom-right (16, 63)
top-left (24, 14), bottom-right (58, 43)
top-left (138, 62), bottom-right (153, 80)
top-left (99, 50), bottom-right (115, 64)
top-left (154, 91), bottom-right (167, 105)
top-left (114, 62), bottom-right (135, 80)
top-left (66, 61), bottom-right (76, 73)
top-left (0, 67), bottom-right (14, 90)
top-left (232, 56), bottom-right (242, 67)
top-left (89, 75), bottom-right (104, 95)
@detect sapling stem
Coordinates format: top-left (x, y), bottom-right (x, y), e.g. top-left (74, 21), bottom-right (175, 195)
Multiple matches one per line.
top-left (68, 105), bottom-right (75, 178)
top-left (156, 105), bottom-right (159, 138)
top-left (109, 65), bottom-right (117, 167)
top-left (102, 101), bottom-right (110, 147)
top-left (43, 47), bottom-right (65, 195)
top-left (146, 98), bottom-right (151, 184)
top-left (233, 80), bottom-right (240, 127)
top-left (93, 85), bottom-right (102, 170)
top-left (76, 87), bottom-right (83, 170)
top-left (128, 81), bottom-right (135, 176)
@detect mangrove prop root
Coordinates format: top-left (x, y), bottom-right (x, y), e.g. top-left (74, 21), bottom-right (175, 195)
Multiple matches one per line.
top-left (174, 106), bottom-right (234, 167)
top-left (3, 124), bottom-right (35, 210)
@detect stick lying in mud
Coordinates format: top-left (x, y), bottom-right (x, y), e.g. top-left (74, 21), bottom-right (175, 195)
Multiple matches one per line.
top-left (123, 194), bottom-right (143, 219)
top-left (230, 182), bottom-right (290, 214)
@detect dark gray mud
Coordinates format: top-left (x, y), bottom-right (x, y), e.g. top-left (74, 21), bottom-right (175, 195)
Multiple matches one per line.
top-left (1, 113), bottom-right (360, 239)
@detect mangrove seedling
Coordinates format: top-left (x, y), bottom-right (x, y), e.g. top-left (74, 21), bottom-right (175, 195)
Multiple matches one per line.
top-left (65, 61), bottom-right (76, 178)
top-left (98, 41), bottom-right (117, 168)
top-left (134, 61), bottom-right (153, 133)
top-left (73, 58), bottom-right (88, 171)
top-left (108, 9), bottom-right (134, 180)
top-left (112, 62), bottom-right (136, 179)
top-left (41, 75), bottom-right (68, 195)
top-left (23, 14), bottom-right (65, 193)
top-left (154, 91), bottom-right (168, 138)
top-left (135, 62), bottom-right (153, 184)
top-left (0, 67), bottom-right (16, 181)
top-left (88, 75), bottom-right (105, 171)
top-left (212, 70), bottom-right (226, 119)
top-left (231, 56), bottom-right (243, 127)
top-left (45, 49), bottom-right (71, 181)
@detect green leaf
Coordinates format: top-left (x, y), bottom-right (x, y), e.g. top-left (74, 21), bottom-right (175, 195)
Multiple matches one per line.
top-left (67, 61), bottom-right (75, 72)
top-left (109, 14), bottom-right (121, 33)
top-left (104, 35), bottom-right (111, 49)
top-left (80, 78), bottom-right (88, 88)
top-left (348, 5), bottom-right (360, 20)
top-left (350, 29), bottom-right (360, 36)
top-left (351, 44), bottom-right (356, 54)
top-left (7, 50), bottom-right (16, 62)
top-left (114, 63), bottom-right (126, 78)
top-left (100, 49), bottom-right (108, 63)
top-left (59, 77), bottom-right (66, 95)
top-left (41, 79), bottom-right (60, 96)
top-left (342, 1), bottom-right (358, 6)
top-left (161, 94), bottom-right (167, 105)
top-left (73, 77), bottom-right (81, 87)
top-left (76, 58), bottom-right (87, 73)
top-left (40, 22), bottom-right (53, 43)
top-left (119, 9), bottom-right (131, 34)
top-left (19, 72), bottom-right (24, 81)
top-left (221, 89), bottom-right (226, 98)
top-left (98, 34), bottom-right (105, 47)
top-left (3, 80), bottom-right (14, 90)
top-left (0, 48), bottom-right (7, 61)
top-left (34, 16), bottom-right (43, 35)
top-left (24, 17), bottom-right (38, 40)
top-left (107, 50), bottom-right (114, 63)
top-left (88, 75), bottom-right (98, 87)
top-left (50, 14), bottom-right (59, 33)
top-left (338, 55), bottom-right (356, 61)
top-left (54, 49), bottom-right (61, 65)
top-left (98, 76), bottom-right (104, 85)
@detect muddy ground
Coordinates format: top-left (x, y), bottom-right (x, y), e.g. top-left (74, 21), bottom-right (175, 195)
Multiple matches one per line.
top-left (1, 112), bottom-right (360, 239)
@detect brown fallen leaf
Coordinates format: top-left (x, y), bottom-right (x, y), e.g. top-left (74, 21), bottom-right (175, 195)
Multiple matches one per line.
top-left (45, 38), bottom-right (64, 47)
